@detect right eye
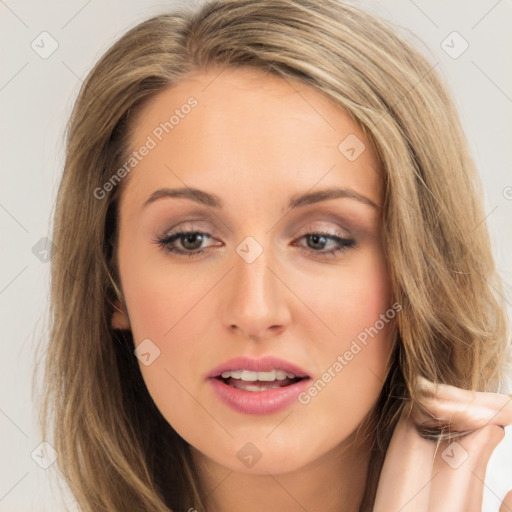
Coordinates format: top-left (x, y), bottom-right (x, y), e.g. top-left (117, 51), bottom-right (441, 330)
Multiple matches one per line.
top-left (154, 230), bottom-right (220, 257)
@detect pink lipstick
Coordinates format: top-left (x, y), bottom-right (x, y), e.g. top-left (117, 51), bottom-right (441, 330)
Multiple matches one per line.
top-left (207, 356), bottom-right (312, 415)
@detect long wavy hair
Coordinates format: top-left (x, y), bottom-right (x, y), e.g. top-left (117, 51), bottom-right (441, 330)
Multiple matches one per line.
top-left (34, 0), bottom-right (510, 510)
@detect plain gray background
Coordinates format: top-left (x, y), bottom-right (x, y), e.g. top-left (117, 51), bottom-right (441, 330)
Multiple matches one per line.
top-left (1, 0), bottom-right (511, 510)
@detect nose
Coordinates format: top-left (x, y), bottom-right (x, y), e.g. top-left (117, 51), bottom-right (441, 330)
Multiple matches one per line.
top-left (220, 241), bottom-right (291, 341)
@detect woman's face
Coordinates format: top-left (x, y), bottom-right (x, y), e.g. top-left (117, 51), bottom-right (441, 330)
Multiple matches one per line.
top-left (113, 66), bottom-right (395, 474)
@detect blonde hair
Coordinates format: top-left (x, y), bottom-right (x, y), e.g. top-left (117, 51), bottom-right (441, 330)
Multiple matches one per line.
top-left (35, 0), bottom-right (510, 510)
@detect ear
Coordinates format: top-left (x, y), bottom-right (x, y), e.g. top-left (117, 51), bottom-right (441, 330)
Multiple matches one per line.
top-left (111, 298), bottom-right (131, 330)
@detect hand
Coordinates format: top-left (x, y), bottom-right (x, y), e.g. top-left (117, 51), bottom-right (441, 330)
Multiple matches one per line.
top-left (372, 377), bottom-right (512, 512)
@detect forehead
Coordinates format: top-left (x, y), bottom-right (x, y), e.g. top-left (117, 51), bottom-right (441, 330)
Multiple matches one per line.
top-left (121, 66), bottom-right (382, 213)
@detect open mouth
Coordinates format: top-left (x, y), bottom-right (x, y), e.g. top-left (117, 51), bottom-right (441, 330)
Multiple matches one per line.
top-left (209, 366), bottom-right (312, 413)
top-left (215, 374), bottom-right (309, 392)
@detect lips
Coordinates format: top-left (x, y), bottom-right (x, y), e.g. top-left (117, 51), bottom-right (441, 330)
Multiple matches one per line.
top-left (206, 356), bottom-right (313, 414)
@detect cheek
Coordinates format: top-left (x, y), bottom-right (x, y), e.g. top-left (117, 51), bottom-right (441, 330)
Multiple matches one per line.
top-left (304, 244), bottom-right (393, 350)
top-left (296, 245), bottom-right (394, 421)
top-left (118, 251), bottom-right (222, 425)
top-left (120, 242), bottom-right (214, 340)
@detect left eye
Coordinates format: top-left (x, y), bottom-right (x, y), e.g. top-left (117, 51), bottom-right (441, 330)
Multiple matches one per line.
top-left (154, 230), bottom-right (356, 258)
top-left (295, 232), bottom-right (356, 257)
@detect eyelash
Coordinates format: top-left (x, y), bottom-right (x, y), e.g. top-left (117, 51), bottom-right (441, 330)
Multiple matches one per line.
top-left (154, 228), bottom-right (356, 259)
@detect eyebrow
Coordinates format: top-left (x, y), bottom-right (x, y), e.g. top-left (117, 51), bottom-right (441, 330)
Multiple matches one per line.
top-left (142, 186), bottom-right (379, 210)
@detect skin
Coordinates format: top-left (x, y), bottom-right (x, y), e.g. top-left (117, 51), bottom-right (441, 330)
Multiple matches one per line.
top-left (374, 378), bottom-right (512, 511)
top-left (111, 66), bottom-right (398, 512)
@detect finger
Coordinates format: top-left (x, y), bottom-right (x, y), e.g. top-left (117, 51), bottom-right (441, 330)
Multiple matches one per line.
top-left (500, 490), bottom-right (512, 512)
top-left (428, 424), bottom-right (505, 512)
top-left (415, 376), bottom-right (512, 431)
top-left (373, 410), bottom-right (435, 512)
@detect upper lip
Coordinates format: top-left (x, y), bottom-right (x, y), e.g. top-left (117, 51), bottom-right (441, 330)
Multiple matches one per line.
top-left (207, 356), bottom-right (311, 379)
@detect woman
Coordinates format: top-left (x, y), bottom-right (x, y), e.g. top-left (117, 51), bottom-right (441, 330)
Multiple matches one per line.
top-left (36, 0), bottom-right (512, 510)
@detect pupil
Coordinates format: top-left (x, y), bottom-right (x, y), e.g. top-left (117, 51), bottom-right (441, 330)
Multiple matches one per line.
top-left (308, 234), bottom-right (326, 250)
top-left (182, 233), bottom-right (203, 250)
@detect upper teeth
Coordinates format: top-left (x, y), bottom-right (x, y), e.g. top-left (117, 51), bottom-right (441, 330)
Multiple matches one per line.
top-left (221, 370), bottom-right (297, 381)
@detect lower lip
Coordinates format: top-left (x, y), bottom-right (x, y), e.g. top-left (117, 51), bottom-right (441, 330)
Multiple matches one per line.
top-left (208, 377), bottom-right (311, 415)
